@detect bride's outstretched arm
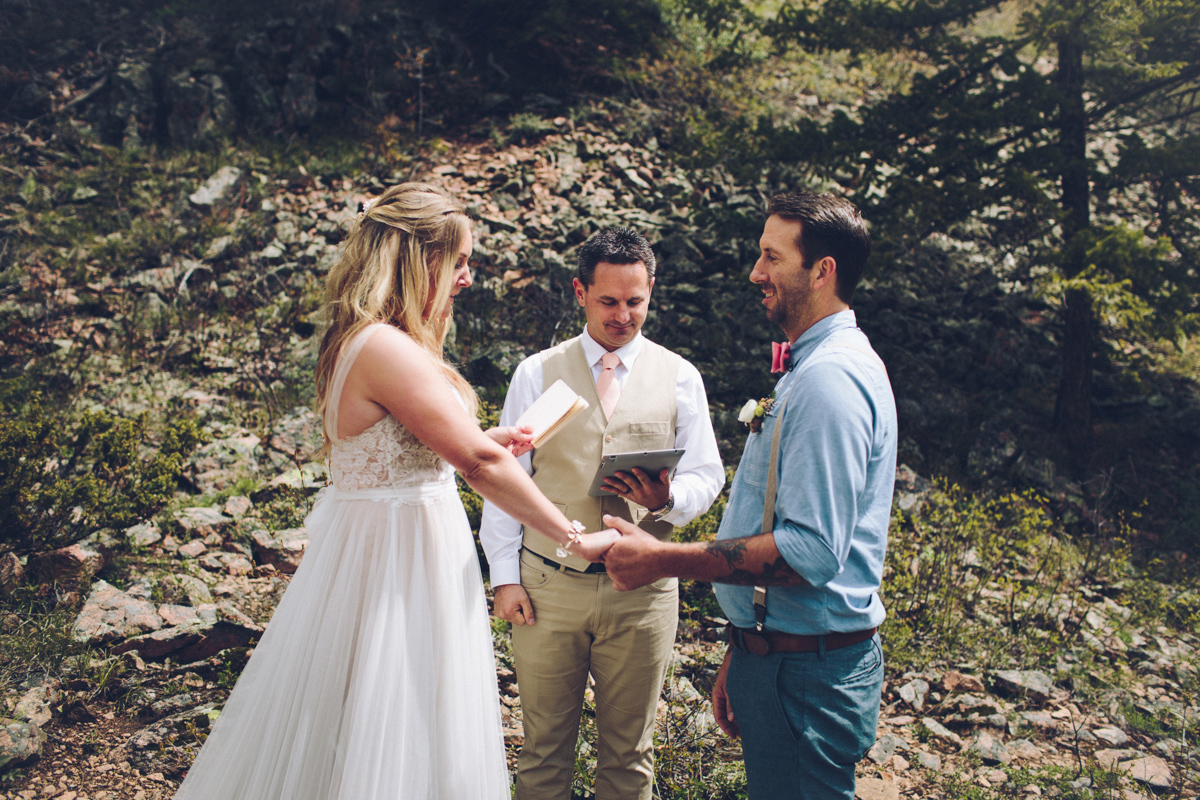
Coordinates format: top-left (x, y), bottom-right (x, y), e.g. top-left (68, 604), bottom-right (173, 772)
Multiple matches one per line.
top-left (346, 326), bottom-right (617, 560)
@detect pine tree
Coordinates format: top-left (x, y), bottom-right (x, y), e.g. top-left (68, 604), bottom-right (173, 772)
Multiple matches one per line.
top-left (749, 0), bottom-right (1200, 452)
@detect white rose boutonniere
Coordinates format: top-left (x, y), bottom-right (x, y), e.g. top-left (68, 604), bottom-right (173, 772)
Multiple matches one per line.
top-left (737, 399), bottom-right (759, 424)
top-left (739, 395), bottom-right (776, 433)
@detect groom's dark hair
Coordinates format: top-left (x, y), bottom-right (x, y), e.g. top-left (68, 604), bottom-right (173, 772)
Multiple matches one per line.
top-left (768, 192), bottom-right (870, 304)
top-left (576, 227), bottom-right (657, 286)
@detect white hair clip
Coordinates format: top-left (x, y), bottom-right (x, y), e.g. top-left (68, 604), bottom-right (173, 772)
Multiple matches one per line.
top-left (357, 197), bottom-right (378, 218)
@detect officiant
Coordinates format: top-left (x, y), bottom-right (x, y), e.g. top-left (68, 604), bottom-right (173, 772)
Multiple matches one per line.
top-left (479, 227), bottom-right (724, 800)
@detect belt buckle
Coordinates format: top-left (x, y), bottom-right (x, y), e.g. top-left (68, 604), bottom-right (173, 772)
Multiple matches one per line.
top-left (729, 624), bottom-right (772, 656)
top-left (742, 629), bottom-right (771, 656)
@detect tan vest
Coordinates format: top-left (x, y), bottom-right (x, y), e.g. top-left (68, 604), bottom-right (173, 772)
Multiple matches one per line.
top-left (522, 336), bottom-right (680, 570)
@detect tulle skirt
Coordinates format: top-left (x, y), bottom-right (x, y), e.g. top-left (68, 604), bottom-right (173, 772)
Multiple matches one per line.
top-left (174, 479), bottom-right (510, 800)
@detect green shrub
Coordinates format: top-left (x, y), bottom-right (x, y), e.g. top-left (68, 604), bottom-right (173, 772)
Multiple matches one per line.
top-left (883, 480), bottom-right (1096, 672)
top-left (0, 397), bottom-right (206, 554)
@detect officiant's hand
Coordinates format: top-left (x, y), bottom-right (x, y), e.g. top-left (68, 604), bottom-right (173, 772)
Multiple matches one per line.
top-left (485, 424), bottom-right (535, 457)
top-left (494, 585), bottom-right (537, 628)
top-left (601, 468), bottom-right (670, 513)
top-left (494, 584), bottom-right (536, 626)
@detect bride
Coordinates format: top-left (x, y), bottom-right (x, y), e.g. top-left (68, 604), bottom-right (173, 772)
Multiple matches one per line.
top-left (174, 182), bottom-right (617, 799)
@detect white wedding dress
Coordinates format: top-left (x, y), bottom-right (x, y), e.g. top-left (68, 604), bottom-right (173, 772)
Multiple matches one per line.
top-left (175, 323), bottom-right (510, 799)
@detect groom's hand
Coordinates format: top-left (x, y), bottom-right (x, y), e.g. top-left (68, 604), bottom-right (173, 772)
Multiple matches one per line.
top-left (712, 647), bottom-right (739, 738)
top-left (493, 584), bottom-right (535, 626)
top-left (601, 515), bottom-right (668, 591)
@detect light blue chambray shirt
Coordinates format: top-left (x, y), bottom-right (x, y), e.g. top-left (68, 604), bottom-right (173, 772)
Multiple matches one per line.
top-left (714, 310), bottom-right (897, 635)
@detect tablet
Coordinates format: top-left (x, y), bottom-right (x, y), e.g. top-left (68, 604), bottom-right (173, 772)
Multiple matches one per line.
top-left (586, 448), bottom-right (686, 497)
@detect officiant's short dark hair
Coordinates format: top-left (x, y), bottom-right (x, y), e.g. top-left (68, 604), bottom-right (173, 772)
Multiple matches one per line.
top-left (577, 227), bottom-right (656, 286)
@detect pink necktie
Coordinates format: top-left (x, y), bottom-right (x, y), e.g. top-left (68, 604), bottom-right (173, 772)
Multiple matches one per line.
top-left (597, 352), bottom-right (622, 420)
top-left (771, 341), bottom-right (791, 373)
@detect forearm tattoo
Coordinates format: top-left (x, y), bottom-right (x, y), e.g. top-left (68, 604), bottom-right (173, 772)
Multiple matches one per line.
top-left (716, 556), bottom-right (806, 587)
top-left (703, 539), bottom-right (747, 570)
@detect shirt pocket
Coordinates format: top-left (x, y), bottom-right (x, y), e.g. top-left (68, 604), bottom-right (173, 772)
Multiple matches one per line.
top-left (627, 421), bottom-right (671, 439)
top-left (736, 422), bottom-right (773, 489)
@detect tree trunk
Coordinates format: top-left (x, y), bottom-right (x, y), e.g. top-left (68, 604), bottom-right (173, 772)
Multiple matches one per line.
top-left (1055, 287), bottom-right (1093, 445)
top-left (1052, 22), bottom-right (1094, 451)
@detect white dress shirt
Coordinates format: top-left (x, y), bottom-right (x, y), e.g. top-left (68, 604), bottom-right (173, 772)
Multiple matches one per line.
top-left (479, 328), bottom-right (725, 587)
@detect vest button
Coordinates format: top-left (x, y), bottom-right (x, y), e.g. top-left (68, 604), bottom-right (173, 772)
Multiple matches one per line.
top-left (605, 434), bottom-right (614, 443)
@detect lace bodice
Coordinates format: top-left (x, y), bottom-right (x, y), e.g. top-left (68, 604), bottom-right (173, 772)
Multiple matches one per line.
top-left (329, 415), bottom-right (454, 491)
top-left (324, 323), bottom-right (456, 492)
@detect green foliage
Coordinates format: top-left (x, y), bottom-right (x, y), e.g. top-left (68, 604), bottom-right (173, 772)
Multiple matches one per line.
top-left (1044, 224), bottom-right (1195, 342)
top-left (883, 481), bottom-right (1103, 671)
top-left (654, 665), bottom-right (748, 800)
top-left (0, 587), bottom-right (83, 693)
top-left (934, 761), bottom-right (1125, 799)
top-left (248, 487), bottom-right (312, 533)
top-left (0, 397), bottom-right (206, 554)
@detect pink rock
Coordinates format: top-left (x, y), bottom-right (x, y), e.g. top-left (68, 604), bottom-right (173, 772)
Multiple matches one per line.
top-left (252, 527), bottom-right (309, 573)
top-left (157, 604), bottom-right (200, 627)
top-left (942, 670), bottom-right (986, 694)
top-left (27, 542), bottom-right (105, 593)
top-left (72, 580), bottom-right (162, 644)
top-left (223, 495), bottom-right (253, 517)
top-left (178, 541), bottom-right (208, 558)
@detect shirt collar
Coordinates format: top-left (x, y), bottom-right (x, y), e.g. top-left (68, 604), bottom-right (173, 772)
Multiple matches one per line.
top-left (580, 327), bottom-right (643, 370)
top-left (788, 309), bottom-right (858, 370)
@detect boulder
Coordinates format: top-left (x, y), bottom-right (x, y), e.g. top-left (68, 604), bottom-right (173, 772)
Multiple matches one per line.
top-left (72, 580), bottom-right (163, 644)
top-left (893, 464), bottom-right (932, 517)
top-left (223, 495), bottom-right (253, 518)
top-left (0, 721), bottom-right (45, 771)
top-left (258, 462), bottom-right (329, 496)
top-left (175, 507), bottom-right (234, 538)
top-left (0, 551), bottom-right (22, 595)
top-left (124, 702), bottom-right (220, 773)
top-left (855, 773), bottom-right (898, 800)
top-left (187, 435), bottom-right (261, 493)
top-left (178, 540), bottom-right (208, 558)
top-left (189, 166), bottom-right (243, 206)
top-left (1006, 739), bottom-right (1042, 760)
top-left (263, 407), bottom-right (325, 469)
top-left (113, 607), bottom-right (260, 662)
top-left (252, 527), bottom-right (310, 573)
top-left (868, 732), bottom-right (900, 764)
top-left (171, 573), bottom-right (215, 606)
top-left (941, 670), bottom-right (986, 694)
top-left (1094, 750), bottom-right (1172, 791)
top-left (968, 730), bottom-right (1011, 764)
top-left (1093, 725), bottom-right (1130, 746)
top-left (125, 521), bottom-right (162, 548)
top-left (26, 541), bottom-right (105, 593)
top-left (919, 717), bottom-right (963, 749)
top-left (13, 676), bottom-right (60, 727)
top-left (898, 678), bottom-right (930, 711)
top-left (992, 669), bottom-right (1054, 704)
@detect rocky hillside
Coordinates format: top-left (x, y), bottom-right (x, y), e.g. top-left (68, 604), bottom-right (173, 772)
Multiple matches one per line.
top-left (0, 114), bottom-right (1197, 800)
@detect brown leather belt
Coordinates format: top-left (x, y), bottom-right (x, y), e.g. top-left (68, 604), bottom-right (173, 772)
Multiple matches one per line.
top-left (525, 549), bottom-right (606, 574)
top-left (727, 623), bottom-right (876, 656)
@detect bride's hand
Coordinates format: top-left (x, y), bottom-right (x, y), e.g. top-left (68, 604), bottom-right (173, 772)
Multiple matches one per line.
top-left (571, 529), bottom-right (620, 562)
top-left (484, 424), bottom-right (535, 457)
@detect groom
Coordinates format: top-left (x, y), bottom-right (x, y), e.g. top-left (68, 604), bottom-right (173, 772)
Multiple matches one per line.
top-left (602, 192), bottom-right (897, 800)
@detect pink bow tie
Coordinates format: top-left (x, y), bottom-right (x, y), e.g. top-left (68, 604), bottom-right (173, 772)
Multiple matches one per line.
top-left (771, 341), bottom-right (791, 373)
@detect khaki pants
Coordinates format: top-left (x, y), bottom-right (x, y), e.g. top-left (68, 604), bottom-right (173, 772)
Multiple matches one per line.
top-left (512, 549), bottom-right (679, 800)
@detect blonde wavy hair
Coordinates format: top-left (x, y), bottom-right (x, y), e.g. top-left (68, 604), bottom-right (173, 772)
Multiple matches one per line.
top-left (316, 182), bottom-right (478, 429)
